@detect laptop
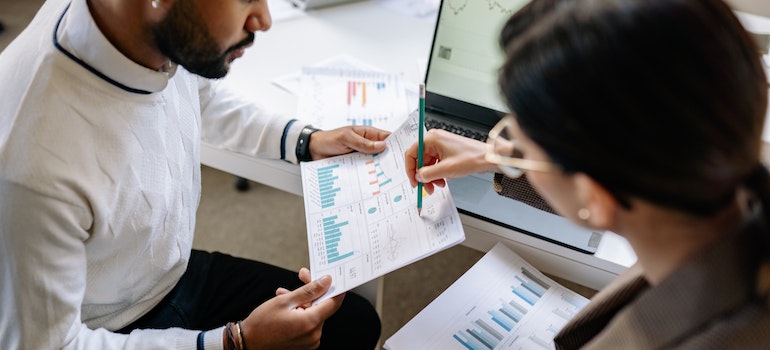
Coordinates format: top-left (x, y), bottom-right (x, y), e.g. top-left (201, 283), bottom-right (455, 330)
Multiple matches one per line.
top-left (424, 0), bottom-right (603, 254)
top-left (289, 0), bottom-right (363, 10)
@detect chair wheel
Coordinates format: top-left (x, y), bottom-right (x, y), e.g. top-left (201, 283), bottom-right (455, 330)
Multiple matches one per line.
top-left (234, 177), bottom-right (250, 192)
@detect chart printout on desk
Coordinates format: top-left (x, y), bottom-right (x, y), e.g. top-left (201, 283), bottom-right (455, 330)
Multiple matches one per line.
top-left (384, 242), bottom-right (590, 350)
top-left (300, 110), bottom-right (466, 303)
top-left (297, 67), bottom-right (411, 132)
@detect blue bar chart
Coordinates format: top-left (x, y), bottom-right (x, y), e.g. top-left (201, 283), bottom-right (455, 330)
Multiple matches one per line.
top-left (561, 292), bottom-right (589, 310)
top-left (317, 164), bottom-right (341, 209)
top-left (453, 267), bottom-right (550, 350)
top-left (308, 204), bottom-right (363, 268)
top-left (305, 157), bottom-right (361, 211)
top-left (384, 243), bottom-right (590, 350)
top-left (345, 115), bottom-right (390, 126)
top-left (322, 215), bottom-right (354, 263)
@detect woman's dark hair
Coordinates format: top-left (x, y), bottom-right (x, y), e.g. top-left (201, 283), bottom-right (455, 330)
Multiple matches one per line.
top-left (498, 0), bottom-right (768, 217)
top-left (498, 0), bottom-right (770, 302)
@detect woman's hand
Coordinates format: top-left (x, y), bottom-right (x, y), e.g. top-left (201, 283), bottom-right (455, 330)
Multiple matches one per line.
top-left (404, 129), bottom-right (497, 194)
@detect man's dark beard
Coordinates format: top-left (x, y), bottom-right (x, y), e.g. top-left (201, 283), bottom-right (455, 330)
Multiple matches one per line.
top-left (151, 1), bottom-right (254, 79)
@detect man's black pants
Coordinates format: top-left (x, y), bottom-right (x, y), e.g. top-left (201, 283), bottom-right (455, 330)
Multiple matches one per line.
top-left (118, 250), bottom-right (381, 349)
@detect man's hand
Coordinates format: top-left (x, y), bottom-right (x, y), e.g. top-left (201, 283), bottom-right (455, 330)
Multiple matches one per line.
top-left (308, 126), bottom-right (390, 160)
top-left (240, 273), bottom-right (345, 350)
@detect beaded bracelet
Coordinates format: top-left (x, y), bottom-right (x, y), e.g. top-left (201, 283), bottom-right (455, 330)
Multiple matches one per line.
top-left (237, 321), bottom-right (247, 350)
top-left (225, 322), bottom-right (244, 350)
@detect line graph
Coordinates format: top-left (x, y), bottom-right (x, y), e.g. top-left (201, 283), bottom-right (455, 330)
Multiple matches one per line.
top-left (446, 0), bottom-right (528, 15)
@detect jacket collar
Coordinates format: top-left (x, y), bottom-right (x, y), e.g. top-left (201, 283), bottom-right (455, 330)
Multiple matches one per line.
top-left (557, 214), bottom-right (765, 349)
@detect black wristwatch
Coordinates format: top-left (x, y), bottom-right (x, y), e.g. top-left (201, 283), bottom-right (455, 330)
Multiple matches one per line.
top-left (296, 125), bottom-right (320, 162)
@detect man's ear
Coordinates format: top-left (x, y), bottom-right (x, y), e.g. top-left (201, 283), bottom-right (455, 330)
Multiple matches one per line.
top-left (573, 173), bottom-right (619, 230)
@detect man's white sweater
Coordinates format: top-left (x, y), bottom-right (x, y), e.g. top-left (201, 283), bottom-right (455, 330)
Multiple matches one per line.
top-left (0, 0), bottom-right (305, 348)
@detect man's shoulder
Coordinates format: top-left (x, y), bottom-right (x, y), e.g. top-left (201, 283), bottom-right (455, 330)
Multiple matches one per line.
top-left (0, 0), bottom-right (67, 56)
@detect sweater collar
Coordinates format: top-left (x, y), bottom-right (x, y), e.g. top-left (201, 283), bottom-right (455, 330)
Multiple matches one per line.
top-left (54, 0), bottom-right (175, 94)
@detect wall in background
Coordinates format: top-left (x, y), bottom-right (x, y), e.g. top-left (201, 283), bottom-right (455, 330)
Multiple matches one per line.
top-left (727, 0), bottom-right (770, 17)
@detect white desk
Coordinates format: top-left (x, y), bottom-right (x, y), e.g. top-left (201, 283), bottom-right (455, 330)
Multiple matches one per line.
top-left (202, 1), bottom-right (636, 303)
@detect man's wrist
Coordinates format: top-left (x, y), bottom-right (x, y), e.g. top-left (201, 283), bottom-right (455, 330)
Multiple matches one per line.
top-left (296, 125), bottom-right (320, 162)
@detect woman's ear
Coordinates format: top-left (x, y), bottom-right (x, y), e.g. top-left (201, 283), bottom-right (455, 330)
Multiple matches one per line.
top-left (573, 173), bottom-right (619, 230)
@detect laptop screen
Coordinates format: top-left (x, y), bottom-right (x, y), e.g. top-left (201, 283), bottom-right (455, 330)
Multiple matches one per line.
top-left (424, 0), bottom-right (533, 128)
top-left (424, 0), bottom-right (603, 254)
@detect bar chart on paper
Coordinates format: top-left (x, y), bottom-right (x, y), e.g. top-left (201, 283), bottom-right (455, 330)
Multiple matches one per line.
top-left (364, 153), bottom-right (393, 196)
top-left (384, 243), bottom-right (590, 350)
top-left (301, 111), bottom-right (466, 303)
top-left (320, 214), bottom-right (354, 264)
top-left (297, 67), bottom-right (410, 132)
top-left (451, 266), bottom-right (567, 350)
top-left (316, 163), bottom-right (343, 209)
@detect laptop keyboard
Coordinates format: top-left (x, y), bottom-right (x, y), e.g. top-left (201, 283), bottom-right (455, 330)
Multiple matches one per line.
top-left (425, 118), bottom-right (488, 142)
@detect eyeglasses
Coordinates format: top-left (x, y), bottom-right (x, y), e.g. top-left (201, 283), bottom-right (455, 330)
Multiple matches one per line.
top-left (485, 115), bottom-right (561, 178)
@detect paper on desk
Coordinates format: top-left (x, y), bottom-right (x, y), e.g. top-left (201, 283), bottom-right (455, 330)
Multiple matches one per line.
top-left (272, 54), bottom-right (381, 95)
top-left (758, 53), bottom-right (770, 143)
top-left (374, 0), bottom-right (440, 19)
top-left (301, 110), bottom-right (466, 303)
top-left (735, 11), bottom-right (770, 35)
top-left (734, 11), bottom-right (770, 143)
top-left (296, 66), bottom-right (411, 131)
top-left (267, 0), bottom-right (308, 22)
top-left (384, 242), bottom-right (590, 350)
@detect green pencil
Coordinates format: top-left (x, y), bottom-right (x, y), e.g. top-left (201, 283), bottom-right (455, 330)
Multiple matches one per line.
top-left (417, 83), bottom-right (425, 215)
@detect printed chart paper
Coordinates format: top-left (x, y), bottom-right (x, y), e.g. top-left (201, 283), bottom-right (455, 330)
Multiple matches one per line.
top-left (301, 111), bottom-right (466, 303)
top-left (384, 242), bottom-right (590, 350)
top-left (272, 54), bottom-right (381, 95)
top-left (296, 67), bottom-right (410, 132)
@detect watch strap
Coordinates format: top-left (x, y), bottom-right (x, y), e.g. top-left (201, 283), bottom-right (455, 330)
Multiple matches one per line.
top-left (296, 125), bottom-right (320, 162)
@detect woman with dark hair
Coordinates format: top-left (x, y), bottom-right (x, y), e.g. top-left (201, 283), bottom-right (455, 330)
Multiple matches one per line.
top-left (406, 0), bottom-right (770, 347)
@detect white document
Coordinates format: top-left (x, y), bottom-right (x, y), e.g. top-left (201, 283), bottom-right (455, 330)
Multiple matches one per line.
top-left (301, 110), bottom-right (466, 303)
top-left (296, 66), bottom-right (410, 132)
top-left (384, 242), bottom-right (590, 350)
top-left (272, 54), bottom-right (381, 95)
top-left (374, 0), bottom-right (440, 18)
top-left (267, 0), bottom-right (308, 22)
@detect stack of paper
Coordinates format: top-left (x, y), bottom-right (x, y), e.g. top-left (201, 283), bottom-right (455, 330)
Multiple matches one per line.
top-left (384, 242), bottom-right (589, 350)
